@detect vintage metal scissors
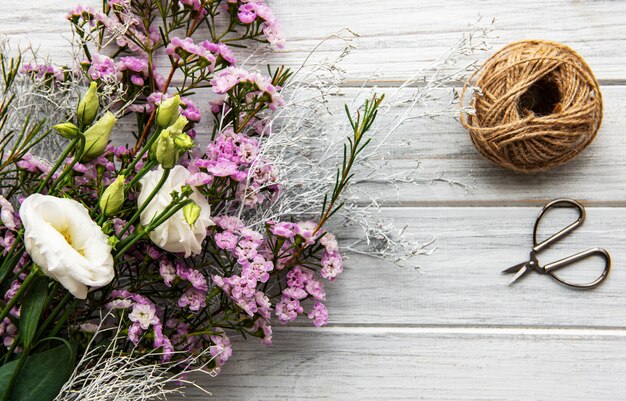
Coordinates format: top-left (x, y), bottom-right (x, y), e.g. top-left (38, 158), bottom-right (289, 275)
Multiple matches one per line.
top-left (502, 198), bottom-right (611, 289)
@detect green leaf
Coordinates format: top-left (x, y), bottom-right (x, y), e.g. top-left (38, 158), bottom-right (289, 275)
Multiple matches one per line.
top-left (19, 275), bottom-right (48, 349)
top-left (0, 342), bottom-right (75, 401)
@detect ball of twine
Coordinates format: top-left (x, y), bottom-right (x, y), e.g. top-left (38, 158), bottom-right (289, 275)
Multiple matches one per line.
top-left (460, 40), bottom-right (603, 173)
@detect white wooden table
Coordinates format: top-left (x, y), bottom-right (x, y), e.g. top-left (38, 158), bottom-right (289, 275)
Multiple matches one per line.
top-left (3, 1), bottom-right (626, 399)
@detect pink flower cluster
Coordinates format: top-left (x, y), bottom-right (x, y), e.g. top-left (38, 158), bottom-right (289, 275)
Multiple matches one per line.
top-left (108, 290), bottom-right (175, 361)
top-left (188, 127), bottom-right (279, 206)
top-left (108, 284), bottom-right (234, 368)
top-left (16, 154), bottom-right (51, 174)
top-left (1, 276), bottom-right (24, 351)
top-left (209, 330), bottom-right (233, 369)
top-left (269, 220), bottom-right (344, 281)
top-left (166, 36), bottom-right (238, 73)
top-left (176, 262), bottom-right (209, 311)
top-left (210, 217), bottom-right (340, 335)
top-left (0, 197), bottom-right (26, 260)
top-left (87, 53), bottom-right (116, 81)
top-left (211, 216), bottom-right (273, 319)
top-left (210, 67), bottom-right (285, 110)
top-left (67, 3), bottom-right (160, 54)
top-left (276, 266), bottom-right (328, 327)
top-left (117, 56), bottom-right (150, 86)
top-left (267, 221), bottom-right (340, 327)
top-left (167, 37), bottom-right (212, 67)
top-left (20, 63), bottom-right (64, 82)
top-left (230, 0), bottom-right (285, 48)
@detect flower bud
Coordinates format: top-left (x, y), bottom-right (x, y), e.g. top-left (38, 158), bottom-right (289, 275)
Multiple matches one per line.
top-left (182, 201), bottom-right (201, 227)
top-left (180, 185), bottom-right (193, 198)
top-left (155, 130), bottom-right (178, 169)
top-left (156, 95), bottom-right (182, 128)
top-left (174, 133), bottom-right (193, 151)
top-left (82, 111), bottom-right (117, 161)
top-left (99, 175), bottom-right (126, 216)
top-left (169, 115), bottom-right (189, 134)
top-left (77, 81), bottom-right (99, 125)
top-left (53, 122), bottom-right (79, 139)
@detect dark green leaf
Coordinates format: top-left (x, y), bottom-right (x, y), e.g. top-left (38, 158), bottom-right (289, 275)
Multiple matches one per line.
top-left (0, 342), bottom-right (75, 401)
top-left (19, 275), bottom-right (48, 349)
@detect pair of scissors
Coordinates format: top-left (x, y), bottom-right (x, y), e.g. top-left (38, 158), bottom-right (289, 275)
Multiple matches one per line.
top-left (502, 199), bottom-right (611, 289)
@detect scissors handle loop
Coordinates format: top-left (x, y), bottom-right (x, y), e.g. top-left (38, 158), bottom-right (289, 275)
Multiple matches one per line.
top-left (533, 199), bottom-right (586, 253)
top-left (543, 248), bottom-right (611, 289)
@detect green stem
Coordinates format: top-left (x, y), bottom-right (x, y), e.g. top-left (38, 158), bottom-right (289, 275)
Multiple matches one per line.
top-left (114, 199), bottom-right (192, 259)
top-left (117, 167), bottom-right (170, 240)
top-left (0, 244), bottom-right (25, 285)
top-left (34, 292), bottom-right (72, 341)
top-left (48, 302), bottom-right (74, 339)
top-left (122, 127), bottom-right (162, 177)
top-left (126, 159), bottom-right (157, 191)
top-left (48, 136), bottom-right (86, 195)
top-left (35, 137), bottom-right (80, 193)
top-left (0, 267), bottom-right (39, 323)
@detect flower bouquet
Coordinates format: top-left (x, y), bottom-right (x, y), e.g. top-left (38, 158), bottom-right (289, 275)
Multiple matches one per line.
top-left (0, 1), bottom-right (384, 399)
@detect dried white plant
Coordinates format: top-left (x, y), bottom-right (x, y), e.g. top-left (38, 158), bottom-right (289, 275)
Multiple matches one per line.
top-left (54, 313), bottom-right (217, 401)
top-left (0, 40), bottom-right (75, 160)
top-left (239, 21), bottom-right (493, 268)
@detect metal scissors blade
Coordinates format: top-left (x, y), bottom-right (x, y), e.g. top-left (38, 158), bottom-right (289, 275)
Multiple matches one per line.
top-left (507, 265), bottom-right (530, 285)
top-left (502, 261), bottom-right (531, 285)
top-left (502, 261), bottom-right (527, 274)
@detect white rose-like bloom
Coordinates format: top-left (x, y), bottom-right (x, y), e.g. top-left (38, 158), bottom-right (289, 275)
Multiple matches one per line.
top-left (20, 194), bottom-right (114, 299)
top-left (138, 166), bottom-right (213, 257)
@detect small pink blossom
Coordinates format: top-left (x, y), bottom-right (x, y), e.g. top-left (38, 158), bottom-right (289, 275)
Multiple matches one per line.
top-left (88, 53), bottom-right (117, 80)
top-left (283, 287), bottom-right (307, 300)
top-left (215, 231), bottom-right (239, 250)
top-left (269, 221), bottom-right (295, 238)
top-left (159, 260), bottom-right (176, 287)
top-left (275, 296), bottom-right (303, 324)
top-left (128, 322), bottom-right (143, 344)
top-left (129, 303), bottom-right (159, 330)
top-left (210, 331), bottom-right (232, 367)
top-left (321, 251), bottom-right (343, 281)
top-left (308, 302), bottom-right (328, 327)
top-left (253, 318), bottom-right (273, 346)
top-left (237, 4), bottom-right (257, 23)
top-left (210, 67), bottom-right (249, 94)
top-left (178, 288), bottom-right (207, 311)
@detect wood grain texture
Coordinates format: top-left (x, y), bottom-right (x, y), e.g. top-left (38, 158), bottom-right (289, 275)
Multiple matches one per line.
top-left (3, 0), bottom-right (626, 82)
top-left (2, 1), bottom-right (626, 400)
top-left (325, 207), bottom-right (626, 327)
top-left (322, 86), bottom-right (626, 206)
top-left (186, 327), bottom-right (626, 401)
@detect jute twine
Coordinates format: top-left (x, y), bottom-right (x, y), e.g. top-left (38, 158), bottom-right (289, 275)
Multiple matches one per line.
top-left (460, 40), bottom-right (603, 173)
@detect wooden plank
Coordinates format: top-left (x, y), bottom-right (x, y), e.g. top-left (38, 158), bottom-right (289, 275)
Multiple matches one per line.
top-left (320, 207), bottom-right (626, 327)
top-left (3, 0), bottom-right (626, 82)
top-left (178, 327), bottom-right (626, 400)
top-left (338, 85), bottom-right (626, 206)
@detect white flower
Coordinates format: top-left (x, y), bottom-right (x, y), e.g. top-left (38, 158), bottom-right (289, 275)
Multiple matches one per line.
top-left (128, 303), bottom-right (158, 330)
top-left (20, 194), bottom-right (114, 299)
top-left (138, 166), bottom-right (213, 257)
